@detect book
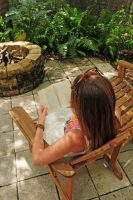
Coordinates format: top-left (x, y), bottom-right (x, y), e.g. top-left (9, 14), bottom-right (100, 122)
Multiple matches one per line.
top-left (37, 80), bottom-right (72, 144)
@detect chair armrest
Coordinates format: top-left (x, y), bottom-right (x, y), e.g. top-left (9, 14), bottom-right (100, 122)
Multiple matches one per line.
top-left (117, 60), bottom-right (133, 78)
top-left (9, 106), bottom-right (49, 150)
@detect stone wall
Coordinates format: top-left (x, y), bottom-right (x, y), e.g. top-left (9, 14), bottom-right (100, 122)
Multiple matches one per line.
top-left (0, 42), bottom-right (45, 97)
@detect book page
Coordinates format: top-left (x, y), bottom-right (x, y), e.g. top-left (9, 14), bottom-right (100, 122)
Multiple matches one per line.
top-left (38, 85), bottom-right (61, 113)
top-left (38, 80), bottom-right (71, 113)
top-left (53, 79), bottom-right (71, 108)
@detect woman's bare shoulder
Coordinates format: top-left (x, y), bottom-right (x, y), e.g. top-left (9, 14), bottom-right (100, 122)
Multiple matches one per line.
top-left (66, 129), bottom-right (86, 152)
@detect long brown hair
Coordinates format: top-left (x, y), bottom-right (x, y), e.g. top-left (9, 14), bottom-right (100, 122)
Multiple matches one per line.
top-left (71, 71), bottom-right (117, 150)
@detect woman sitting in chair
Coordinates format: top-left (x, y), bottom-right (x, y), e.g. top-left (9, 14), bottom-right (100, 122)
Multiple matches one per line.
top-left (32, 71), bottom-right (120, 165)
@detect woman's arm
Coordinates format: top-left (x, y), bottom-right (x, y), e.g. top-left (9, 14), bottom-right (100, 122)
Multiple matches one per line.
top-left (32, 129), bottom-right (85, 166)
top-left (32, 106), bottom-right (85, 166)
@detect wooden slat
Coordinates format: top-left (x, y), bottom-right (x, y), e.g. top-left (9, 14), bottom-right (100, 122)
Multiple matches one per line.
top-left (120, 120), bottom-right (133, 132)
top-left (111, 78), bottom-right (123, 87)
top-left (122, 85), bottom-right (131, 93)
top-left (120, 99), bottom-right (133, 115)
top-left (9, 107), bottom-right (36, 143)
top-left (9, 106), bottom-right (49, 147)
top-left (128, 89), bottom-right (133, 96)
top-left (115, 90), bottom-right (125, 100)
top-left (113, 81), bottom-right (127, 93)
top-left (121, 108), bottom-right (133, 126)
top-left (110, 76), bottom-right (118, 82)
top-left (116, 94), bottom-right (132, 107)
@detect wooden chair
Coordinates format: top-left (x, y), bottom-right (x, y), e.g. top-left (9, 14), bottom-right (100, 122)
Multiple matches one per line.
top-left (109, 60), bottom-right (133, 133)
top-left (9, 60), bottom-right (133, 200)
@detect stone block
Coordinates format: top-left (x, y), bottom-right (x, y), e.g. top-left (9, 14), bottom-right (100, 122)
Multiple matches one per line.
top-left (26, 53), bottom-right (41, 61)
top-left (3, 89), bottom-right (19, 97)
top-left (19, 58), bottom-right (35, 72)
top-left (7, 63), bottom-right (22, 77)
top-left (29, 48), bottom-right (41, 54)
top-left (0, 69), bottom-right (8, 79)
top-left (0, 77), bottom-right (17, 86)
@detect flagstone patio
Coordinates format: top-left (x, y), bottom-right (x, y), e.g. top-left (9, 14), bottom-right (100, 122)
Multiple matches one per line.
top-left (0, 57), bottom-right (133, 200)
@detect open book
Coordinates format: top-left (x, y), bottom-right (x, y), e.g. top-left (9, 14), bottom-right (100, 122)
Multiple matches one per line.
top-left (38, 79), bottom-right (71, 113)
top-left (37, 80), bottom-right (73, 144)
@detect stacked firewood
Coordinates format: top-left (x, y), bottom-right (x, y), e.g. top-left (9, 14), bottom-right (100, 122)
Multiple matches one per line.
top-left (0, 46), bottom-right (24, 67)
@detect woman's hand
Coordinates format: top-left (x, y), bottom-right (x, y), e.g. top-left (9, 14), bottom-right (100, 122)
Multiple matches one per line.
top-left (38, 105), bottom-right (48, 124)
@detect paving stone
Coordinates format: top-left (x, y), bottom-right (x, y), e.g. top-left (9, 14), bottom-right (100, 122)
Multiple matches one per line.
top-left (89, 57), bottom-right (105, 64)
top-left (45, 60), bottom-right (61, 70)
top-left (51, 77), bottom-right (68, 83)
top-left (73, 167), bottom-right (98, 200)
top-left (0, 184), bottom-right (17, 200)
top-left (18, 174), bottom-right (59, 200)
top-left (87, 159), bottom-right (130, 195)
top-left (78, 64), bottom-right (95, 73)
top-left (59, 61), bottom-right (79, 70)
top-left (16, 150), bottom-right (47, 181)
top-left (93, 63), bottom-right (117, 78)
top-left (14, 129), bottom-right (29, 152)
top-left (59, 167), bottom-right (98, 200)
top-left (0, 154), bottom-right (17, 186)
top-left (0, 131), bottom-right (14, 157)
top-left (100, 186), bottom-right (133, 200)
top-left (46, 69), bottom-right (65, 80)
top-left (0, 98), bottom-right (11, 114)
top-left (33, 80), bottom-right (51, 94)
top-left (119, 150), bottom-right (133, 184)
top-left (0, 113), bottom-right (13, 133)
top-left (121, 141), bottom-right (133, 152)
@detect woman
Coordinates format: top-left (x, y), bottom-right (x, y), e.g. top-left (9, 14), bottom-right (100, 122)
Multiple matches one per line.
top-left (32, 71), bottom-right (120, 165)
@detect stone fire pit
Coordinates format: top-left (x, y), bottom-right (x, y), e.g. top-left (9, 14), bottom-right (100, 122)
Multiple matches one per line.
top-left (0, 41), bottom-right (44, 97)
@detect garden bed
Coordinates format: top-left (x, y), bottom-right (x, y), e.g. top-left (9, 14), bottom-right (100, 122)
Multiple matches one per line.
top-left (0, 41), bottom-right (45, 97)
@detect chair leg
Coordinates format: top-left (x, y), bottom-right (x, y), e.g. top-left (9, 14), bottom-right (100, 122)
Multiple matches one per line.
top-left (66, 177), bottom-right (73, 200)
top-left (105, 145), bottom-right (123, 180)
top-left (47, 166), bottom-right (73, 200)
top-left (113, 162), bottom-right (123, 180)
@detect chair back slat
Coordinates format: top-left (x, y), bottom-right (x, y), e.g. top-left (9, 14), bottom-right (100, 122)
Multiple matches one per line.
top-left (121, 99), bottom-right (133, 115)
top-left (113, 81), bottom-right (127, 92)
top-left (121, 108), bottom-right (133, 126)
top-left (111, 78), bottom-right (122, 87)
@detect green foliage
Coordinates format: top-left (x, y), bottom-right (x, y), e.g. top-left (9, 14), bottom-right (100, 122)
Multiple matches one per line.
top-left (6, 0), bottom-right (53, 42)
top-left (0, 16), bottom-right (12, 42)
top-left (43, 5), bottom-right (99, 57)
top-left (2, 2), bottom-right (133, 60)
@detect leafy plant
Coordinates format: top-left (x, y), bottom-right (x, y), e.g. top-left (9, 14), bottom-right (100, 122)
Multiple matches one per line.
top-left (0, 16), bottom-right (12, 42)
top-left (2, 2), bottom-right (133, 60)
top-left (6, 0), bottom-right (53, 41)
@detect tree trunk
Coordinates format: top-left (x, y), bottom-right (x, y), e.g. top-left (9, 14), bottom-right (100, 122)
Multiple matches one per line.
top-left (0, 0), bottom-right (9, 16)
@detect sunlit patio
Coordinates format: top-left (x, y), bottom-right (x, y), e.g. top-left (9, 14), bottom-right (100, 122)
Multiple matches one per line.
top-left (0, 57), bottom-right (133, 200)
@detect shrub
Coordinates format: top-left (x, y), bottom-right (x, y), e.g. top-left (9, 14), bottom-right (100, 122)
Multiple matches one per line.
top-left (2, 1), bottom-right (133, 60)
